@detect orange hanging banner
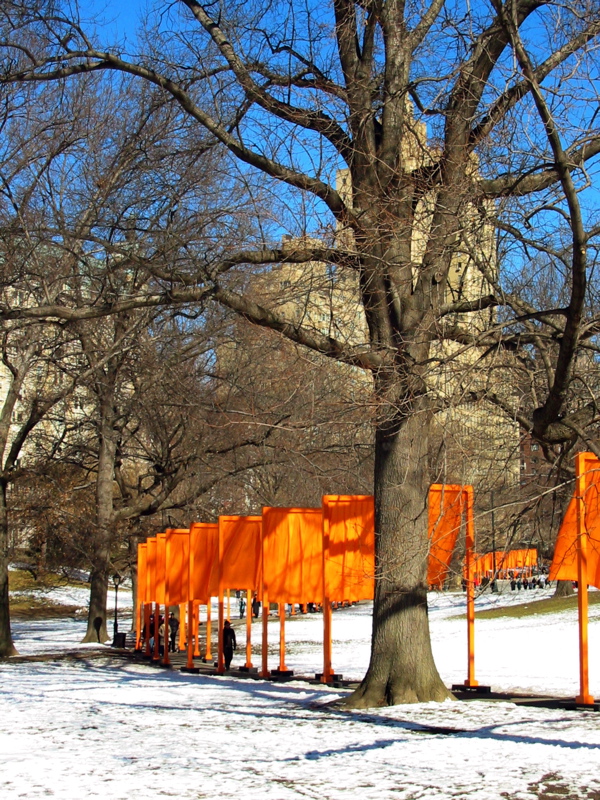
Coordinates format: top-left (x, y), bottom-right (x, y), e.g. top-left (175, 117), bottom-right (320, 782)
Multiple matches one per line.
top-left (551, 452), bottom-right (600, 704)
top-left (550, 497), bottom-right (579, 582)
top-left (146, 537), bottom-right (157, 603)
top-left (155, 533), bottom-right (166, 606)
top-left (427, 484), bottom-right (464, 588)
top-left (189, 523), bottom-right (219, 602)
top-left (262, 507), bottom-right (323, 604)
top-left (218, 516), bottom-right (263, 592)
top-left (163, 528), bottom-right (189, 667)
top-left (166, 529), bottom-right (190, 606)
top-left (322, 495), bottom-right (375, 603)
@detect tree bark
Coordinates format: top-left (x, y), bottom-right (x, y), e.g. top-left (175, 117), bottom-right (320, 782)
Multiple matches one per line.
top-left (81, 397), bottom-right (118, 643)
top-left (347, 401), bottom-right (451, 707)
top-left (129, 532), bottom-right (139, 632)
top-left (0, 480), bottom-right (16, 657)
top-left (554, 579), bottom-right (574, 598)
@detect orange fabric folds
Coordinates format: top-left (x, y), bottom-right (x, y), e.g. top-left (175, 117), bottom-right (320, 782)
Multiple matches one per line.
top-left (155, 533), bottom-right (166, 604)
top-left (504, 549), bottom-right (537, 570)
top-left (165, 528), bottom-right (189, 605)
top-left (189, 523), bottom-right (218, 602)
top-left (137, 543), bottom-right (147, 603)
top-left (467, 549), bottom-right (538, 579)
top-left (428, 484), bottom-right (464, 587)
top-left (550, 497), bottom-right (577, 582)
top-left (550, 453), bottom-right (600, 588)
top-left (146, 537), bottom-right (157, 602)
top-left (262, 507), bottom-right (323, 603)
top-left (219, 516), bottom-right (262, 592)
top-left (323, 495), bottom-right (375, 602)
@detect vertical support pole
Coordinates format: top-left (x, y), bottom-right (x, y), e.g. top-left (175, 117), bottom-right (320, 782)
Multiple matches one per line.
top-left (144, 602), bottom-right (151, 656)
top-left (290, 603), bottom-right (295, 616)
top-left (152, 602), bottom-right (160, 661)
top-left (321, 599), bottom-right (333, 683)
top-left (186, 600), bottom-right (195, 669)
top-left (205, 601), bottom-right (212, 660)
top-left (179, 603), bottom-right (186, 651)
top-left (135, 600), bottom-right (142, 650)
top-left (278, 603), bottom-right (287, 671)
top-left (321, 501), bottom-right (333, 683)
top-left (261, 591), bottom-right (270, 678)
top-left (226, 589), bottom-right (230, 620)
top-left (464, 487), bottom-right (478, 688)
top-left (193, 602), bottom-right (201, 657)
top-left (576, 453), bottom-right (594, 705)
top-left (162, 602), bottom-right (171, 666)
top-left (245, 588), bottom-right (252, 668)
top-left (217, 594), bottom-right (225, 673)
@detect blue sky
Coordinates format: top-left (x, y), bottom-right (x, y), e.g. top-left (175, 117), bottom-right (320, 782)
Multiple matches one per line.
top-left (83, 0), bottom-right (146, 44)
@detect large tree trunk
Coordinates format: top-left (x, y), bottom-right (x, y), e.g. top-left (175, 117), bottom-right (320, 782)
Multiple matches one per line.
top-left (347, 403), bottom-right (451, 707)
top-left (129, 532), bottom-right (139, 632)
top-left (82, 401), bottom-right (117, 643)
top-left (0, 480), bottom-right (16, 657)
top-left (554, 579), bottom-right (574, 598)
top-left (84, 566), bottom-right (110, 643)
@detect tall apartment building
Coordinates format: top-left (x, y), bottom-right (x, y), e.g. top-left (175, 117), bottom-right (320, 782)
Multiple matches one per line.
top-left (243, 104), bottom-right (520, 490)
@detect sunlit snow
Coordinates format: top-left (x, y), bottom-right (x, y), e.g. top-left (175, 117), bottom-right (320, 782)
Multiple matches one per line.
top-left (2, 586), bottom-right (600, 799)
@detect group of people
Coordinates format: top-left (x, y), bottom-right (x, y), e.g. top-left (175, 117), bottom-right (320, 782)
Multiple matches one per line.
top-left (509, 574), bottom-right (548, 591)
top-left (141, 612), bottom-right (180, 655)
top-left (234, 593), bottom-right (261, 618)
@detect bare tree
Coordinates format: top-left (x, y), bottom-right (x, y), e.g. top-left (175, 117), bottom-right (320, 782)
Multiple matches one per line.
top-left (2, 1), bottom-right (600, 704)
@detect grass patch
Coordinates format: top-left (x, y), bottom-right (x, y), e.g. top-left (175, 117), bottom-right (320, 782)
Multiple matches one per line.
top-left (9, 568), bottom-right (87, 619)
top-left (9, 568), bottom-right (87, 592)
top-left (10, 596), bottom-right (81, 619)
top-left (474, 592), bottom-right (600, 619)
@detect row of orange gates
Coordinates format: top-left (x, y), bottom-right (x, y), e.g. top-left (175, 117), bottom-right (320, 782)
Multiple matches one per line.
top-left (136, 486), bottom-right (487, 685)
top-left (135, 459), bottom-right (600, 703)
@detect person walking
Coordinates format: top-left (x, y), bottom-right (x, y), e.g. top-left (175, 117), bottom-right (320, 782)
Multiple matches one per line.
top-left (222, 620), bottom-right (237, 670)
top-left (239, 596), bottom-right (246, 619)
top-left (168, 612), bottom-right (179, 653)
top-left (158, 617), bottom-right (166, 656)
top-left (251, 594), bottom-right (260, 619)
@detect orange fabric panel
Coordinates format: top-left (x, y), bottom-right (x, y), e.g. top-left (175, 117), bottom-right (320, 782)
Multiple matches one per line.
top-left (524, 548), bottom-right (538, 567)
top-left (189, 523), bottom-right (219, 602)
top-left (551, 501), bottom-right (578, 581)
top-left (155, 532), bottom-right (166, 605)
top-left (262, 507), bottom-right (323, 603)
top-left (165, 529), bottom-right (190, 605)
top-left (137, 543), bottom-right (147, 603)
top-left (550, 499), bottom-right (578, 582)
top-left (468, 548), bottom-right (538, 578)
top-left (146, 537), bottom-right (156, 602)
top-left (219, 516), bottom-right (262, 591)
top-left (550, 454), bottom-right (600, 588)
top-left (427, 484), bottom-right (464, 587)
top-left (506, 549), bottom-right (537, 570)
top-left (323, 495), bottom-right (375, 602)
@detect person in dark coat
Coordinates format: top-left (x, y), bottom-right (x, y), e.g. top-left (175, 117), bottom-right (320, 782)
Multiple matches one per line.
top-left (168, 612), bottom-right (179, 652)
top-left (223, 620), bottom-right (236, 669)
top-left (251, 594), bottom-right (261, 618)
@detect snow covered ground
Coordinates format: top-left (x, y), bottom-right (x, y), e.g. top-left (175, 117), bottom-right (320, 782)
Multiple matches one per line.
top-left (3, 587), bottom-right (600, 799)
